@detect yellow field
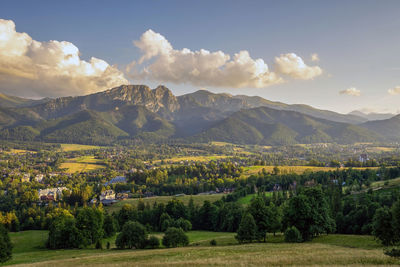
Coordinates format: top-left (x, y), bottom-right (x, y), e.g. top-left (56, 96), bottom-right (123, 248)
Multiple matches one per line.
top-left (59, 144), bottom-right (102, 152)
top-left (366, 146), bottom-right (396, 153)
top-left (60, 156), bottom-right (105, 173)
top-left (4, 149), bottom-right (36, 154)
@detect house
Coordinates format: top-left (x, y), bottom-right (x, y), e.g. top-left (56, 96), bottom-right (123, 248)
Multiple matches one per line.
top-left (104, 176), bottom-right (126, 186)
top-left (38, 187), bottom-right (68, 201)
top-left (100, 190), bottom-right (115, 201)
top-left (21, 173), bottom-right (30, 183)
top-left (35, 174), bottom-right (44, 183)
top-left (359, 154), bottom-right (369, 163)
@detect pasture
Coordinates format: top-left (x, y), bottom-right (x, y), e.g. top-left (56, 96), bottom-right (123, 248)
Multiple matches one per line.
top-left (104, 194), bottom-right (225, 213)
top-left (60, 156), bottom-right (105, 173)
top-left (4, 230), bottom-right (399, 266)
top-left (59, 144), bottom-right (102, 152)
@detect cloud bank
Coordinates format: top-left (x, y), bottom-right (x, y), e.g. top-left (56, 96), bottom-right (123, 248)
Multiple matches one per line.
top-left (388, 86), bottom-right (400, 95)
top-left (340, 87), bottom-right (361, 96)
top-left (0, 19), bottom-right (128, 97)
top-left (127, 29), bottom-right (322, 88)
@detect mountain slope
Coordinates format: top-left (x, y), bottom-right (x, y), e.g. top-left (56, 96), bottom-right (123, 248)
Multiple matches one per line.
top-left (183, 90), bottom-right (367, 124)
top-left (0, 93), bottom-right (50, 108)
top-left (349, 110), bottom-right (395, 121)
top-left (361, 115), bottom-right (400, 141)
top-left (195, 107), bottom-right (381, 145)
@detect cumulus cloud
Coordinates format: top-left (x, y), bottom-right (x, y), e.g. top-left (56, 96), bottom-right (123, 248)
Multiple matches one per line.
top-left (0, 19), bottom-right (128, 97)
top-left (340, 87), bottom-right (361, 96)
top-left (388, 86), bottom-right (400, 95)
top-left (311, 53), bottom-right (319, 62)
top-left (274, 53), bottom-right (322, 80)
top-left (127, 30), bottom-right (322, 88)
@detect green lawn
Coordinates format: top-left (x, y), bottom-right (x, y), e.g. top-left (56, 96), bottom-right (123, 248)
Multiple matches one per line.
top-left (105, 194), bottom-right (225, 213)
top-left (237, 192), bottom-right (273, 205)
top-left (4, 231), bottom-right (399, 266)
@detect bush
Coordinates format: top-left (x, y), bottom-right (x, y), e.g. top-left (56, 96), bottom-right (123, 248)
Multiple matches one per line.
top-left (106, 241), bottom-right (111, 249)
top-left (0, 224), bottom-right (12, 263)
top-left (147, 236), bottom-right (160, 249)
top-left (95, 240), bottom-right (103, 249)
top-left (384, 247), bottom-right (400, 258)
top-left (210, 239), bottom-right (217, 246)
top-left (116, 221), bottom-right (148, 249)
top-left (162, 227), bottom-right (189, 248)
top-left (284, 226), bottom-right (302, 243)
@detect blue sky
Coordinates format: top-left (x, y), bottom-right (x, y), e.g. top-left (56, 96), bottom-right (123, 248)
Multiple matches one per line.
top-left (1, 0), bottom-right (400, 113)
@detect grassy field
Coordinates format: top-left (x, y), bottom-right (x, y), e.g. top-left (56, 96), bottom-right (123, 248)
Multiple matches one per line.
top-left (154, 155), bottom-right (230, 165)
top-left (59, 144), bottom-right (102, 152)
top-left (4, 149), bottom-right (36, 154)
top-left (104, 194), bottom-right (225, 213)
top-left (4, 230), bottom-right (399, 266)
top-left (236, 192), bottom-right (273, 205)
top-left (60, 156), bottom-right (105, 173)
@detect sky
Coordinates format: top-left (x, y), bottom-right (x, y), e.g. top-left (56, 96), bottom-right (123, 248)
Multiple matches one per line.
top-left (0, 0), bottom-right (400, 114)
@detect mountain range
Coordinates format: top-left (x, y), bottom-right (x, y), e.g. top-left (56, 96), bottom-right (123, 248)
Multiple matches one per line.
top-left (0, 85), bottom-right (398, 145)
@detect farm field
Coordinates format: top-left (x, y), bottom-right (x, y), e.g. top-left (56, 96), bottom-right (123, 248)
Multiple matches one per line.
top-left (104, 194), bottom-right (225, 213)
top-left (58, 144), bottom-right (102, 152)
top-left (60, 156), bottom-right (105, 173)
top-left (4, 230), bottom-right (399, 266)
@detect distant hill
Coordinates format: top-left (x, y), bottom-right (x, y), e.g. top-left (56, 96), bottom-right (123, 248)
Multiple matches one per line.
top-left (349, 110), bottom-right (395, 121)
top-left (361, 114), bottom-right (400, 141)
top-left (0, 85), bottom-right (396, 145)
top-left (0, 93), bottom-right (50, 108)
top-left (194, 107), bottom-right (381, 145)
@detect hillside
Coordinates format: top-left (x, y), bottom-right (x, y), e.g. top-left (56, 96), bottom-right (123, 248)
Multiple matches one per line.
top-left (361, 114), bottom-right (400, 141)
top-left (0, 85), bottom-right (397, 145)
top-left (0, 93), bottom-right (50, 108)
top-left (195, 107), bottom-right (381, 145)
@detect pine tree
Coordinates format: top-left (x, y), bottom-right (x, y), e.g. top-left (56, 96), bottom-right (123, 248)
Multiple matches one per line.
top-left (235, 213), bottom-right (257, 244)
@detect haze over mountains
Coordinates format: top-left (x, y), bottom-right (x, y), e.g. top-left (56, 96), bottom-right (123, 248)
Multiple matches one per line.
top-left (0, 85), bottom-right (398, 145)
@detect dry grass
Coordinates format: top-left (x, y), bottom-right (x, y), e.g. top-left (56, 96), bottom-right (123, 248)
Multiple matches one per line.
top-left (59, 144), bottom-right (102, 152)
top-left (15, 242), bottom-right (400, 267)
top-left (60, 156), bottom-right (105, 173)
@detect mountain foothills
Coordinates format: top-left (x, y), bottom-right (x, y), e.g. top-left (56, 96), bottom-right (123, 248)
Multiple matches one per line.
top-left (0, 85), bottom-right (398, 145)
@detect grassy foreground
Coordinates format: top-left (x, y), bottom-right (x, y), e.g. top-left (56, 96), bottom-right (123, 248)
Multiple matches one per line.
top-left (4, 230), bottom-right (400, 266)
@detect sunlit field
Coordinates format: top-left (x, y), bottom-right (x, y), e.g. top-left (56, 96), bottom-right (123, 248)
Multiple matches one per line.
top-left (60, 156), bottom-right (105, 173)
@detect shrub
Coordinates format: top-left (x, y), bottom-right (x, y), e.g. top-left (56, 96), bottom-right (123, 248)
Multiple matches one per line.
top-left (0, 224), bottom-right (12, 263)
top-left (95, 240), bottom-right (103, 249)
top-left (162, 227), bottom-right (189, 248)
top-left (210, 239), bottom-right (217, 246)
top-left (147, 236), bottom-right (160, 249)
top-left (284, 226), bottom-right (302, 243)
top-left (116, 221), bottom-right (148, 249)
top-left (384, 247), bottom-right (400, 258)
top-left (106, 241), bottom-right (111, 249)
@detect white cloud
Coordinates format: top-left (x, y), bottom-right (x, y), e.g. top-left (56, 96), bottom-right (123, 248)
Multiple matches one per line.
top-left (128, 30), bottom-right (322, 88)
top-left (340, 87), bottom-right (361, 96)
top-left (311, 53), bottom-right (319, 62)
top-left (388, 86), bottom-right (400, 95)
top-left (274, 53), bottom-right (322, 80)
top-left (0, 19), bottom-right (128, 97)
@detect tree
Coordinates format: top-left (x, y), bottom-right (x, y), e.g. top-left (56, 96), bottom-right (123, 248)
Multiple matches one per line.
top-left (47, 216), bottom-right (82, 249)
top-left (103, 214), bottom-right (117, 238)
top-left (248, 196), bottom-right (269, 241)
top-left (372, 207), bottom-right (394, 246)
top-left (267, 203), bottom-right (282, 236)
top-left (75, 207), bottom-right (104, 247)
top-left (162, 227), bottom-right (189, 248)
top-left (0, 224), bottom-right (12, 263)
top-left (284, 226), bottom-right (302, 243)
top-left (391, 200), bottom-right (400, 244)
top-left (116, 221), bottom-right (148, 249)
top-left (235, 213), bottom-right (257, 244)
top-left (283, 187), bottom-right (335, 241)
top-left (147, 236), bottom-right (160, 249)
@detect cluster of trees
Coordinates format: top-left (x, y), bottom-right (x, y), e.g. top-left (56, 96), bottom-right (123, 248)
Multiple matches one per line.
top-left (0, 224), bottom-right (12, 263)
top-left (372, 199), bottom-right (400, 246)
